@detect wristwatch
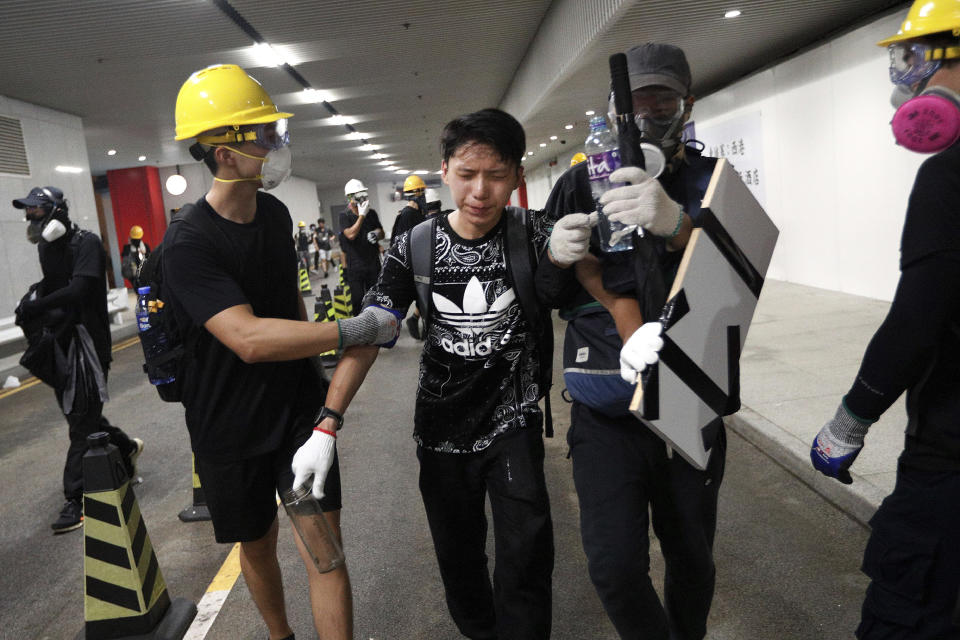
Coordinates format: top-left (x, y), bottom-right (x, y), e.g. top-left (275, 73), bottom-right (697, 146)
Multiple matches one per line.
top-left (314, 406), bottom-right (344, 431)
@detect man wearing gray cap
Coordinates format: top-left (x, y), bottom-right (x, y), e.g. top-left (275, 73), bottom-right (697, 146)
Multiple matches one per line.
top-left (536, 43), bottom-right (726, 639)
top-left (13, 186), bottom-right (142, 534)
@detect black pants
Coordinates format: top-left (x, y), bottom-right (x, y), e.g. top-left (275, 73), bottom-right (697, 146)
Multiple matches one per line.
top-left (568, 402), bottom-right (726, 640)
top-left (55, 367), bottom-right (134, 501)
top-left (857, 463), bottom-right (960, 639)
top-left (344, 268), bottom-right (379, 316)
top-left (417, 428), bottom-right (554, 640)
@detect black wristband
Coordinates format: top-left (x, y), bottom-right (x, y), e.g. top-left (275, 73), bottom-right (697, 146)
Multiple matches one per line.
top-left (314, 406), bottom-right (344, 431)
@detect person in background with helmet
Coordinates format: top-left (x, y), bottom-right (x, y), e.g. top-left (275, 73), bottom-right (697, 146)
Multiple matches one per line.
top-left (423, 187), bottom-right (442, 219)
top-left (314, 218), bottom-right (335, 278)
top-left (569, 151), bottom-right (587, 167)
top-left (390, 175), bottom-right (428, 243)
top-left (13, 186), bottom-right (142, 534)
top-left (339, 179), bottom-right (384, 315)
top-left (165, 64), bottom-right (400, 640)
top-left (535, 43), bottom-right (725, 640)
top-left (120, 225), bottom-right (151, 290)
top-left (295, 220), bottom-right (312, 273)
top-left (809, 2), bottom-right (960, 636)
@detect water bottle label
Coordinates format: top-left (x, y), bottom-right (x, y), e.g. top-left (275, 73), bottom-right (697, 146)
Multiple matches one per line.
top-left (587, 149), bottom-right (621, 182)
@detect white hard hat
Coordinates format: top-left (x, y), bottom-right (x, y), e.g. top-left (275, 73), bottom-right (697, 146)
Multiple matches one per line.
top-left (425, 188), bottom-right (440, 203)
top-left (344, 178), bottom-right (367, 196)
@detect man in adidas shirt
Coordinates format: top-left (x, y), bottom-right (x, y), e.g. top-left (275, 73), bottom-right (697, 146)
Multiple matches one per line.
top-left (297, 108), bottom-right (556, 639)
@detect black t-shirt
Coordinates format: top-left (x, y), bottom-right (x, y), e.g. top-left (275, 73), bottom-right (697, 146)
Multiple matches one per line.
top-left (845, 141), bottom-right (960, 470)
top-left (163, 192), bottom-right (324, 461)
top-left (296, 229), bottom-right (312, 252)
top-left (391, 205), bottom-right (426, 246)
top-left (363, 210), bottom-right (551, 452)
top-left (39, 229), bottom-right (112, 365)
top-left (338, 208), bottom-right (382, 274)
top-left (315, 228), bottom-right (333, 251)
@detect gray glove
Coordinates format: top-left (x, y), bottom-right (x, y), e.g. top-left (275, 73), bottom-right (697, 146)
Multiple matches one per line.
top-left (338, 305), bottom-right (403, 348)
top-left (366, 230), bottom-right (379, 244)
top-left (548, 212), bottom-right (598, 267)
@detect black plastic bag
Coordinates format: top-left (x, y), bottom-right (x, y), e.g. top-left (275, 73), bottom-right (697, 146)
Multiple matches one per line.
top-left (59, 324), bottom-right (109, 416)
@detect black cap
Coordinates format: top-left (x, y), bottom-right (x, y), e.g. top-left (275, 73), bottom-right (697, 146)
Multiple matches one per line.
top-left (13, 186), bottom-right (63, 209)
top-left (625, 43), bottom-right (692, 95)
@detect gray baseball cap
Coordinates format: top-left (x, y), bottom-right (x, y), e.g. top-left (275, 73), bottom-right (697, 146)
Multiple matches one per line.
top-left (626, 43), bottom-right (692, 95)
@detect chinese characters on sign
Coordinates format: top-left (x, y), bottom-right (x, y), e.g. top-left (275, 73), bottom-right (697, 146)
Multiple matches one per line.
top-left (694, 111), bottom-right (766, 207)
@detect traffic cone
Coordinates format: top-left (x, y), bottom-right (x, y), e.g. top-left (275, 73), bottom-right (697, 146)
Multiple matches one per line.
top-left (298, 265), bottom-right (312, 295)
top-left (332, 286), bottom-right (352, 320)
top-left (337, 264), bottom-right (352, 311)
top-left (82, 432), bottom-right (196, 639)
top-left (177, 455), bottom-right (210, 522)
top-left (315, 286), bottom-right (339, 363)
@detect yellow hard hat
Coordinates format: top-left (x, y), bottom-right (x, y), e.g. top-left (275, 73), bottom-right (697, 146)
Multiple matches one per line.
top-left (403, 175), bottom-right (426, 193)
top-left (570, 152), bottom-right (587, 167)
top-left (129, 225), bottom-right (144, 240)
top-left (877, 0), bottom-right (960, 46)
top-left (298, 220), bottom-right (306, 228)
top-left (174, 64), bottom-right (293, 140)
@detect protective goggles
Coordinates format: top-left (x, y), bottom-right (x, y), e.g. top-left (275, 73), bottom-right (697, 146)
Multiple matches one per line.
top-left (886, 42), bottom-right (956, 87)
top-left (632, 88), bottom-right (685, 126)
top-left (347, 191), bottom-right (368, 204)
top-left (196, 119), bottom-right (290, 150)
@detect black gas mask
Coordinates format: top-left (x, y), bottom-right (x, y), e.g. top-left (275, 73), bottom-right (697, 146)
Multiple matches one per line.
top-left (610, 87), bottom-right (690, 177)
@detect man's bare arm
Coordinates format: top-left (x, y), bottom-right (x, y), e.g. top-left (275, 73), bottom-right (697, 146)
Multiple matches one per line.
top-left (315, 345), bottom-right (380, 432)
top-left (205, 304), bottom-right (340, 363)
top-left (574, 255), bottom-right (644, 342)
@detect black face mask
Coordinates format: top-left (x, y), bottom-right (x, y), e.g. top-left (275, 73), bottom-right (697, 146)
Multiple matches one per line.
top-left (131, 238), bottom-right (141, 248)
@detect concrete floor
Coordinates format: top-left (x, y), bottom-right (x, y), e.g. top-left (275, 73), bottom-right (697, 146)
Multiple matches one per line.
top-left (0, 275), bottom-right (878, 639)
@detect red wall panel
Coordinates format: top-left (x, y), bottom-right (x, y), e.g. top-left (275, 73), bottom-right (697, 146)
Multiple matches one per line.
top-left (107, 166), bottom-right (167, 268)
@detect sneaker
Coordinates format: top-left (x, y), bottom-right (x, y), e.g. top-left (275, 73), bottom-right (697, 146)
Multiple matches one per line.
top-left (52, 499), bottom-right (83, 533)
top-left (126, 437), bottom-right (144, 477)
top-left (406, 316), bottom-right (421, 340)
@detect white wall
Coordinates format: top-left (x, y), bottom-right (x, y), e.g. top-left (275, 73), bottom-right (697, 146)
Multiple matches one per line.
top-left (521, 148), bottom-right (584, 210)
top-left (693, 11), bottom-right (920, 302)
top-left (0, 94), bottom-right (98, 316)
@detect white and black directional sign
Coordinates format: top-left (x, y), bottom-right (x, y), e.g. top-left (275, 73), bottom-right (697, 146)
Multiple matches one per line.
top-left (629, 159), bottom-right (779, 470)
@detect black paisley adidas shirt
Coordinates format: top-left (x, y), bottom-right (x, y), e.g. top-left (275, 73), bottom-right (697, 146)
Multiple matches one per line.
top-left (362, 209), bottom-right (551, 453)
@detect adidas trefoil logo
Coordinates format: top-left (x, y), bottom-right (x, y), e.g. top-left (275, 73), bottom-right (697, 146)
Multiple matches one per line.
top-left (433, 276), bottom-right (515, 357)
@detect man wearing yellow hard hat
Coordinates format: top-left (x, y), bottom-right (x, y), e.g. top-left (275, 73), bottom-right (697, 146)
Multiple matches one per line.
top-left (390, 175), bottom-right (430, 339)
top-left (165, 63), bottom-right (401, 640)
top-left (120, 225), bottom-right (150, 290)
top-left (809, 2), bottom-right (960, 637)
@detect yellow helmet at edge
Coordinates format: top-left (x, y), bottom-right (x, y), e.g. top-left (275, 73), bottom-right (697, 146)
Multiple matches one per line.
top-left (174, 64), bottom-right (293, 140)
top-left (570, 152), bottom-right (587, 167)
top-left (403, 175), bottom-right (426, 193)
top-left (877, 0), bottom-right (960, 46)
top-left (129, 225), bottom-right (144, 240)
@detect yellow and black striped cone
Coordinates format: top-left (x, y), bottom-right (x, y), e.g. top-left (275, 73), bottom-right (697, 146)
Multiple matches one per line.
top-left (332, 286), bottom-right (352, 320)
top-left (298, 265), bottom-right (312, 295)
top-left (177, 454), bottom-right (210, 523)
top-left (316, 285), bottom-right (339, 361)
top-left (82, 433), bottom-right (196, 639)
top-left (337, 264), bottom-right (352, 310)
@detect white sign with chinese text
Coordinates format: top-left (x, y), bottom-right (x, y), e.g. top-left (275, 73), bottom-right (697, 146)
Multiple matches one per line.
top-left (695, 111), bottom-right (766, 208)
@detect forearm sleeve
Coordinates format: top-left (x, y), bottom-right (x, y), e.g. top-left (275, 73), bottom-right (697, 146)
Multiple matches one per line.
top-left (34, 276), bottom-right (96, 312)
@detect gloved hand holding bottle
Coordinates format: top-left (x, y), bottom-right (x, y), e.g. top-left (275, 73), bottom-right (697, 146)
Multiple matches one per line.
top-left (292, 428), bottom-right (337, 499)
top-left (599, 166), bottom-right (684, 239)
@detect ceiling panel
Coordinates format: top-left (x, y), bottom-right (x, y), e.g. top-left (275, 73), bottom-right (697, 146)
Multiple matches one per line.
top-left (0, 0), bottom-right (907, 190)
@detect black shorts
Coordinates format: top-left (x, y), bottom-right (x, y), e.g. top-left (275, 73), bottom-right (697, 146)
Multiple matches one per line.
top-left (196, 432), bottom-right (342, 543)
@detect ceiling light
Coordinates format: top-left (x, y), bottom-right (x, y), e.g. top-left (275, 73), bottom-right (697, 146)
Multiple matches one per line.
top-left (373, 153), bottom-right (386, 160)
top-left (329, 114), bottom-right (347, 126)
top-left (585, 110), bottom-right (595, 116)
top-left (138, 155), bottom-right (146, 162)
top-left (724, 9), bottom-right (741, 18)
top-left (55, 165), bottom-right (83, 173)
top-left (379, 160), bottom-right (392, 166)
top-left (395, 169), bottom-right (410, 175)
top-left (539, 143), bottom-right (547, 148)
top-left (564, 124), bottom-right (574, 130)
top-left (361, 143), bottom-right (378, 151)
top-left (302, 88), bottom-right (328, 103)
top-left (166, 173), bottom-right (187, 196)
top-left (107, 149), bottom-right (117, 156)
top-left (252, 42), bottom-right (286, 67)
top-left (414, 170), bottom-right (429, 175)
top-left (550, 136), bottom-right (557, 140)
top-left (347, 131), bottom-right (364, 140)
top-left (385, 165), bottom-right (398, 171)
top-left (435, 170), bottom-right (442, 174)
top-left (527, 151), bottom-right (534, 156)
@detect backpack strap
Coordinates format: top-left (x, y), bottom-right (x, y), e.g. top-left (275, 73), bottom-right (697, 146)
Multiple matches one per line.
top-left (410, 216), bottom-right (437, 324)
top-left (502, 206), bottom-right (554, 437)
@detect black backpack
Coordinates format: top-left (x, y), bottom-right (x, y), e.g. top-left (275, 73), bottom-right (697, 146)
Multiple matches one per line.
top-left (137, 204), bottom-right (241, 402)
top-left (409, 207), bottom-right (555, 436)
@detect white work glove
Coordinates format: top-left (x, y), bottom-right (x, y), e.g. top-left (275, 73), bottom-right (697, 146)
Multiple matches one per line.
top-left (338, 304), bottom-right (403, 348)
top-left (620, 322), bottom-right (664, 384)
top-left (366, 230), bottom-right (379, 244)
top-left (292, 430), bottom-right (337, 499)
top-left (599, 167), bottom-right (684, 238)
top-left (547, 212), bottom-right (599, 267)
top-left (358, 200), bottom-right (370, 217)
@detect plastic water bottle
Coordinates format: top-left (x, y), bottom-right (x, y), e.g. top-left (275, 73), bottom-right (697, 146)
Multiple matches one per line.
top-left (585, 115), bottom-right (637, 252)
top-left (136, 286), bottom-right (176, 385)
